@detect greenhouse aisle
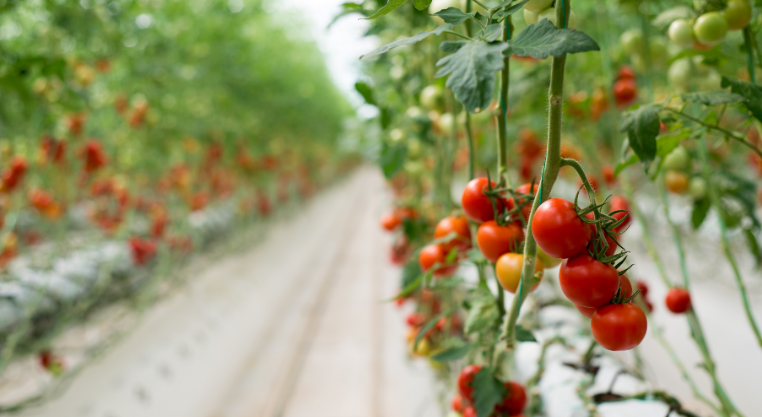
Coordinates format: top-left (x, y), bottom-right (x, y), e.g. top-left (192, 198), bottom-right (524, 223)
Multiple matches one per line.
top-left (17, 167), bottom-right (439, 417)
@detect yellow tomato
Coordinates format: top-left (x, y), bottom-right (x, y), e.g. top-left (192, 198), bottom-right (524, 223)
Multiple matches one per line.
top-left (665, 170), bottom-right (689, 194)
top-left (495, 253), bottom-right (544, 294)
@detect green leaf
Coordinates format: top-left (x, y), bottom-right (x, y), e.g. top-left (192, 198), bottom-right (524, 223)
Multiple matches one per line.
top-left (465, 287), bottom-right (500, 334)
top-left (503, 19), bottom-right (600, 59)
top-left (360, 24), bottom-right (453, 59)
top-left (414, 307), bottom-right (457, 349)
top-left (691, 198), bottom-right (711, 230)
top-left (621, 104), bottom-right (660, 166)
top-left (656, 129), bottom-right (691, 158)
top-left (390, 269), bottom-right (427, 301)
top-left (436, 40), bottom-right (508, 113)
top-left (328, 3), bottom-right (365, 28)
top-left (364, 0), bottom-right (408, 19)
top-left (432, 7), bottom-right (475, 24)
top-left (679, 91), bottom-right (745, 106)
top-left (401, 258), bottom-right (422, 290)
top-left (379, 142), bottom-right (407, 178)
top-left (515, 324), bottom-right (537, 342)
top-left (413, 0), bottom-right (432, 10)
top-left (614, 153), bottom-right (639, 177)
top-left (354, 82), bottom-right (376, 106)
top-left (743, 229), bottom-right (762, 267)
top-left (431, 343), bottom-right (474, 362)
top-left (652, 6), bottom-right (694, 28)
top-left (473, 368), bottom-right (506, 417)
top-left (495, 0), bottom-right (531, 18)
top-left (720, 76), bottom-right (762, 123)
top-left (481, 23), bottom-right (503, 41)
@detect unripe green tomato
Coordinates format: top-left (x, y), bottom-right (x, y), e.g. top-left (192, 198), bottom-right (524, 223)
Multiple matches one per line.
top-left (406, 106), bottom-right (423, 119)
top-left (538, 8), bottom-right (578, 29)
top-left (537, 246), bottom-right (562, 268)
top-left (662, 146), bottom-right (690, 171)
top-left (620, 29), bottom-right (644, 56)
top-left (688, 177), bottom-right (707, 200)
top-left (407, 138), bottom-right (422, 159)
top-left (389, 128), bottom-right (405, 144)
top-left (693, 12), bottom-right (728, 46)
top-left (404, 160), bottom-right (424, 176)
top-left (524, 8), bottom-right (539, 25)
top-left (692, 56), bottom-right (712, 76)
top-left (669, 19), bottom-right (695, 48)
top-left (698, 72), bottom-right (722, 91)
top-left (668, 59), bottom-right (692, 92)
top-left (437, 112), bottom-right (454, 136)
top-left (420, 85), bottom-right (444, 110)
top-left (695, 0), bottom-right (721, 11)
top-left (649, 38), bottom-right (669, 66)
top-left (523, 0), bottom-right (553, 13)
top-left (724, 0), bottom-right (752, 31)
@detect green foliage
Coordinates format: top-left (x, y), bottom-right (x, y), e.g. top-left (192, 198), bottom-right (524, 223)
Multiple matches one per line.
top-left (436, 41), bottom-right (508, 113)
top-left (621, 104), bottom-right (661, 167)
top-left (679, 91), bottom-right (745, 106)
top-left (720, 76), bottom-right (762, 123)
top-left (379, 142), bottom-right (408, 178)
top-left (515, 324), bottom-right (538, 342)
top-left (431, 343), bottom-right (475, 362)
top-left (366, 0), bottom-right (410, 19)
top-left (361, 24), bottom-right (454, 59)
top-left (465, 287), bottom-right (500, 334)
top-left (473, 368), bottom-right (506, 417)
top-left (433, 7), bottom-right (476, 25)
top-left (504, 20), bottom-right (601, 59)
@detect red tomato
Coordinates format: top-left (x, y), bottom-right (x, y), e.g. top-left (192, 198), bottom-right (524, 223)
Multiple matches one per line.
top-left (418, 244), bottom-right (457, 277)
top-left (619, 275), bottom-right (633, 299)
top-left (462, 177), bottom-right (501, 223)
top-left (406, 312), bottom-right (426, 327)
top-left (614, 79), bottom-right (637, 106)
top-left (380, 212), bottom-right (401, 231)
top-left (495, 381), bottom-right (527, 415)
top-left (82, 139), bottom-right (108, 172)
top-left (0, 157), bottom-right (28, 192)
top-left (509, 183), bottom-right (539, 222)
top-left (636, 280), bottom-right (649, 297)
top-left (602, 165), bottom-right (615, 185)
top-left (559, 253), bottom-right (620, 308)
top-left (129, 237), bottom-right (157, 266)
top-left (610, 195), bottom-right (631, 232)
top-left (665, 288), bottom-right (691, 313)
top-left (462, 406), bottom-right (477, 417)
top-left (457, 365), bottom-right (482, 402)
top-left (575, 303), bottom-right (596, 318)
top-left (618, 65), bottom-right (636, 80)
top-left (591, 303), bottom-right (647, 351)
top-left (451, 394), bottom-right (465, 412)
top-left (476, 220), bottom-right (524, 262)
top-left (434, 215), bottom-right (472, 252)
top-left (531, 198), bottom-right (592, 259)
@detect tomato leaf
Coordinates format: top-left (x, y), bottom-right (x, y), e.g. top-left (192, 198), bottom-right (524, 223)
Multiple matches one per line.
top-left (414, 307), bottom-right (457, 349)
top-left (379, 142), bottom-right (407, 178)
top-left (657, 129), bottom-right (691, 158)
top-left (465, 287), bottom-right (500, 334)
top-left (413, 0), bottom-right (432, 10)
top-left (691, 198), bottom-right (711, 230)
top-left (364, 0), bottom-right (408, 20)
top-left (360, 24), bottom-right (453, 59)
top-left (436, 40), bottom-right (508, 113)
top-left (495, 0), bottom-right (531, 18)
top-left (621, 104), bottom-right (660, 167)
top-left (614, 153), bottom-right (639, 177)
top-left (400, 258), bottom-right (422, 290)
top-left (432, 7), bottom-right (475, 25)
top-left (473, 368), bottom-right (506, 417)
top-left (503, 19), bottom-right (600, 59)
top-left (652, 6), bottom-right (694, 28)
top-left (515, 324), bottom-right (537, 342)
top-left (720, 76), bottom-right (762, 123)
top-left (354, 81), bottom-right (376, 106)
top-left (680, 91), bottom-right (745, 106)
top-left (480, 23), bottom-right (503, 41)
top-left (743, 229), bottom-right (762, 268)
top-left (431, 343), bottom-right (474, 362)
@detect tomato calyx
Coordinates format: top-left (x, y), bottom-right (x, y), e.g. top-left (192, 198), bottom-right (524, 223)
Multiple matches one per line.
top-left (609, 285), bottom-right (640, 305)
top-left (574, 190), bottom-right (630, 266)
top-left (480, 173), bottom-right (537, 228)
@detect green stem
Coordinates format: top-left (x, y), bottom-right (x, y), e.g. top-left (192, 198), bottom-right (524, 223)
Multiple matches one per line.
top-left (697, 136), bottom-right (762, 351)
top-left (443, 30), bottom-right (471, 40)
top-left (503, 0), bottom-right (568, 349)
top-left (466, 113), bottom-right (476, 180)
top-left (656, 181), bottom-right (690, 289)
top-left (497, 15), bottom-right (513, 183)
top-left (743, 27), bottom-right (757, 85)
top-left (664, 108), bottom-right (762, 158)
top-left (465, 0), bottom-right (473, 37)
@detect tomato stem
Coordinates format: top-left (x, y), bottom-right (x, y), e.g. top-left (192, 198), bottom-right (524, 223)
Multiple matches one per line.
top-left (742, 27), bottom-right (757, 85)
top-left (663, 107), bottom-right (762, 158)
top-left (496, 15), bottom-right (513, 186)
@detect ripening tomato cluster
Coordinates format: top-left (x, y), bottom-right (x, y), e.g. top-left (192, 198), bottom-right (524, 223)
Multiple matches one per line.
top-left (453, 365), bottom-right (527, 417)
top-left (401, 290), bottom-right (464, 356)
top-left (530, 193), bottom-right (648, 351)
top-left (379, 206), bottom-right (418, 265)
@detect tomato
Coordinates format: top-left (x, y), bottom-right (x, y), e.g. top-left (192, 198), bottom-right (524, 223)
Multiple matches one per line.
top-left (380, 212), bottom-right (401, 231)
top-left (668, 59), bottom-right (692, 92)
top-left (602, 165), bottom-right (615, 185)
top-left (610, 195), bottom-right (631, 232)
top-left (536, 245), bottom-right (562, 268)
top-left (462, 406), bottom-right (477, 417)
top-left (591, 303), bottom-right (647, 351)
top-left (523, 8), bottom-right (539, 25)
top-left (620, 30), bottom-right (644, 55)
top-left (435, 215), bottom-right (472, 252)
top-left (509, 183), bottom-right (539, 222)
top-left (636, 280), bottom-right (649, 297)
top-left (662, 146), bottom-right (690, 171)
top-left (420, 85), bottom-right (444, 110)
top-left (665, 288), bottom-right (692, 313)
top-left (476, 220), bottom-right (524, 262)
top-left (617, 65), bottom-right (636, 81)
top-left (688, 177), bottom-right (707, 200)
top-left (451, 394), bottom-right (465, 413)
top-left (82, 139), bottom-right (108, 173)
top-left (462, 177), bottom-right (502, 223)
top-left (0, 157), bottom-right (28, 193)
top-left (668, 19), bottom-right (695, 48)
top-left (693, 12), bottom-right (728, 46)
top-left (613, 79), bottom-right (637, 106)
top-left (725, 0), bottom-right (752, 31)
top-left (457, 365), bottom-right (482, 402)
top-left (495, 253), bottom-right (543, 294)
top-left (412, 337), bottom-right (431, 356)
top-left (523, 0), bottom-right (553, 12)
top-left (531, 198), bottom-right (592, 259)
top-left (665, 170), bottom-right (689, 193)
top-left (129, 237), bottom-right (157, 266)
top-left (495, 381), bottom-right (527, 415)
top-left (406, 312), bottom-right (426, 327)
top-left (559, 253), bottom-right (619, 308)
top-left (418, 244), bottom-right (458, 277)
top-left (575, 303), bottom-right (596, 318)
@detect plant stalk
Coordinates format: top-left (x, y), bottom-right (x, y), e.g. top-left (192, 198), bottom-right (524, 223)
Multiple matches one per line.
top-left (497, 15), bottom-right (513, 183)
top-left (743, 27), bottom-right (757, 85)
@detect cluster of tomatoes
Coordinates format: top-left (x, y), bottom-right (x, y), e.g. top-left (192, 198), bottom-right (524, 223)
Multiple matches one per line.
top-left (401, 289), bottom-right (464, 356)
top-left (613, 66), bottom-right (638, 108)
top-left (452, 365), bottom-right (527, 417)
top-left (668, 0), bottom-right (752, 49)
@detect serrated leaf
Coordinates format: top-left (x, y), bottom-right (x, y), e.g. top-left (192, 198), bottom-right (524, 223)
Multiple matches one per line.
top-left (431, 343), bottom-right (474, 362)
top-left (503, 19), bottom-right (600, 59)
top-left (414, 307), bottom-right (457, 349)
top-left (652, 6), bottom-right (694, 28)
top-left (436, 40), bottom-right (508, 113)
top-left (614, 153), bottom-right (639, 177)
top-left (432, 7), bottom-right (475, 24)
top-left (360, 24), bottom-right (453, 59)
top-left (413, 0), bottom-right (432, 10)
top-left (481, 23), bottom-right (503, 41)
top-left (473, 368), bottom-right (506, 417)
top-left (515, 324), bottom-right (537, 342)
top-left (354, 81), bottom-right (376, 106)
top-left (720, 76), bottom-right (762, 123)
top-left (364, 0), bottom-right (408, 19)
top-left (379, 142), bottom-right (407, 178)
top-left (680, 91), bottom-right (745, 106)
top-left (691, 198), bottom-right (711, 229)
top-left (495, 0), bottom-right (531, 18)
top-left (465, 287), bottom-right (499, 334)
top-left (621, 104), bottom-right (660, 166)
